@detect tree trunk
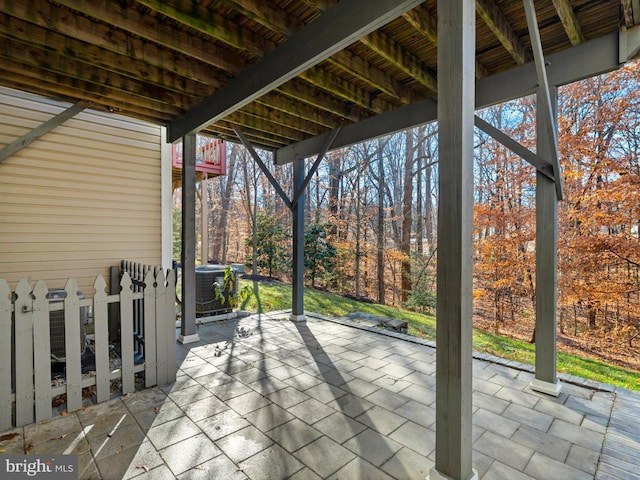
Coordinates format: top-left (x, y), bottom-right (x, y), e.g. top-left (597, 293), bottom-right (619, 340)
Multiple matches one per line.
top-left (416, 135), bottom-right (424, 256)
top-left (211, 148), bottom-right (237, 263)
top-left (241, 148), bottom-right (259, 275)
top-left (424, 161), bottom-right (433, 250)
top-left (377, 140), bottom-right (386, 304)
top-left (400, 130), bottom-right (413, 303)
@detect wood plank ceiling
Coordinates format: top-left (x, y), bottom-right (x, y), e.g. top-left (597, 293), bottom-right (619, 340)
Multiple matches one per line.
top-left (0, 0), bottom-right (635, 150)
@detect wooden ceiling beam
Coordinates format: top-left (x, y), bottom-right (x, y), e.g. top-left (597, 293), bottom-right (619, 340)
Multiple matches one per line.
top-left (50, 0), bottom-right (245, 73)
top-left (0, 15), bottom-right (216, 99)
top-left (551, 0), bottom-right (584, 45)
top-left (136, 0), bottom-right (267, 57)
top-left (257, 92), bottom-right (342, 128)
top-left (0, 37), bottom-right (193, 111)
top-left (241, 103), bottom-right (327, 136)
top-left (299, 0), bottom-right (440, 90)
top-left (226, 112), bottom-right (306, 143)
top-left (0, 11), bottom-right (349, 134)
top-left (167, 0), bottom-right (424, 141)
top-left (214, 121), bottom-right (286, 149)
top-left (274, 82), bottom-right (362, 122)
top-left (476, 0), bottom-right (528, 65)
top-left (0, 2), bottom-right (232, 85)
top-left (0, 65), bottom-right (176, 122)
top-left (23, 0), bottom-right (367, 124)
top-left (221, 0), bottom-right (303, 36)
top-left (222, 0), bottom-right (413, 103)
top-left (140, 0), bottom-right (398, 115)
top-left (329, 50), bottom-right (414, 103)
top-left (402, 4), bottom-right (490, 78)
top-left (360, 30), bottom-right (437, 92)
top-left (299, 68), bottom-right (392, 114)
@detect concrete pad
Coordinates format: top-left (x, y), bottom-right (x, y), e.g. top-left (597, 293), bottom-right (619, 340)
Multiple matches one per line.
top-left (288, 398), bottom-right (335, 425)
top-left (525, 451), bottom-right (594, 480)
top-left (380, 445), bottom-right (434, 479)
top-left (395, 400), bottom-right (436, 429)
top-left (181, 395), bottom-right (228, 422)
top-left (389, 421), bottom-right (436, 456)
top-left (266, 418), bottom-right (322, 452)
top-left (120, 440), bottom-right (165, 480)
top-left (313, 412), bottom-right (367, 444)
top-left (198, 409), bottom-right (250, 441)
top-left (356, 406), bottom-right (407, 436)
top-left (483, 461), bottom-right (536, 480)
top-left (238, 444), bottom-right (304, 480)
top-left (88, 422), bottom-right (146, 461)
top-left (474, 430), bottom-right (534, 471)
top-left (215, 425), bottom-right (273, 463)
top-left (146, 417), bottom-right (200, 450)
top-left (326, 392), bottom-right (375, 418)
top-left (265, 386), bottom-right (310, 409)
top-left (328, 457), bottom-right (394, 480)
top-left (128, 399), bottom-right (184, 430)
top-left (510, 424), bottom-right (572, 462)
top-left (243, 403), bottom-right (294, 432)
top-left (226, 382), bottom-right (271, 410)
top-left (159, 433), bottom-right (221, 475)
top-left (305, 382), bottom-right (348, 404)
top-left (24, 414), bottom-right (83, 447)
top-left (343, 428), bottom-right (403, 467)
top-left (294, 435), bottom-right (356, 478)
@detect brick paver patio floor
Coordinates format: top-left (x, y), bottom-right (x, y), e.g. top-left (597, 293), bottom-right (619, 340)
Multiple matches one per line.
top-left (1, 310), bottom-right (639, 479)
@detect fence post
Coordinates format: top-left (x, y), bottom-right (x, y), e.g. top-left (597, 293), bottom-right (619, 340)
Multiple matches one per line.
top-left (166, 269), bottom-right (177, 383)
top-left (64, 278), bottom-right (83, 413)
top-left (120, 273), bottom-right (135, 394)
top-left (94, 276), bottom-right (110, 403)
top-left (143, 270), bottom-right (157, 387)
top-left (14, 278), bottom-right (34, 426)
top-left (0, 279), bottom-right (12, 431)
top-left (33, 281), bottom-right (52, 422)
top-left (154, 270), bottom-right (168, 385)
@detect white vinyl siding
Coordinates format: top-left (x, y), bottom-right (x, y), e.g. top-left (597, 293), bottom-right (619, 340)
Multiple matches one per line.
top-left (0, 87), bottom-right (163, 294)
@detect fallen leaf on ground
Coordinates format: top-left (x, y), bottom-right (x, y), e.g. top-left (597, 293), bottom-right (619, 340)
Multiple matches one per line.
top-left (0, 432), bottom-right (19, 442)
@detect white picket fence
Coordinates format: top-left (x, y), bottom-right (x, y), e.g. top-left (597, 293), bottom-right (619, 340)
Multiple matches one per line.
top-left (0, 269), bottom-right (177, 430)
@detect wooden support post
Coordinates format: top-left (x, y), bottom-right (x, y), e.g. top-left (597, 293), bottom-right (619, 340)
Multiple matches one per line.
top-left (179, 133), bottom-right (199, 344)
top-left (290, 158), bottom-right (305, 321)
top-left (531, 86), bottom-right (562, 396)
top-left (200, 180), bottom-right (209, 264)
top-left (430, 1), bottom-right (477, 479)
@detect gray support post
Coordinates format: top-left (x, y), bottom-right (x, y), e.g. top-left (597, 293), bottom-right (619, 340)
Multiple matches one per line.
top-left (429, 0), bottom-right (478, 479)
top-left (530, 87), bottom-right (561, 396)
top-left (179, 133), bottom-right (200, 344)
top-left (290, 158), bottom-right (306, 322)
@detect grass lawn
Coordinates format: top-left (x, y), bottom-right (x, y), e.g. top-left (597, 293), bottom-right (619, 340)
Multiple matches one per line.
top-left (238, 278), bottom-right (640, 391)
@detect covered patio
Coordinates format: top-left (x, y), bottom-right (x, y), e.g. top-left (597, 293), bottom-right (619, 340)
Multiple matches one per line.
top-left (1, 312), bottom-right (638, 479)
top-left (2, 1), bottom-right (640, 478)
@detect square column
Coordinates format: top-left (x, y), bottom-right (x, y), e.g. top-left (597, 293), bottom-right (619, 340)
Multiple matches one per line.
top-left (179, 133), bottom-right (199, 344)
top-left (531, 87), bottom-right (561, 396)
top-left (430, 1), bottom-right (477, 479)
top-left (290, 158), bottom-right (305, 322)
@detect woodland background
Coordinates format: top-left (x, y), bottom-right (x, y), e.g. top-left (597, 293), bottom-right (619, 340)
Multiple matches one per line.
top-left (174, 63), bottom-right (640, 372)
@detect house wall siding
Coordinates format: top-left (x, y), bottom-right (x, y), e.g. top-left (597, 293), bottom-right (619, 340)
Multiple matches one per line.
top-left (0, 87), bottom-right (163, 294)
